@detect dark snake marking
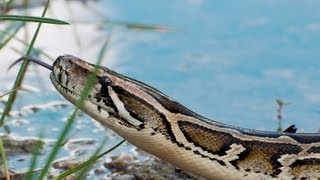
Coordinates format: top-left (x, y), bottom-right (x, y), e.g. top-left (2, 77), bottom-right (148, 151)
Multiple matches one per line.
top-left (178, 121), bottom-right (303, 176)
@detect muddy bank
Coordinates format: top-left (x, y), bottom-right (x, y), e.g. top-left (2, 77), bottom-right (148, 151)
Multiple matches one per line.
top-left (0, 135), bottom-right (203, 179)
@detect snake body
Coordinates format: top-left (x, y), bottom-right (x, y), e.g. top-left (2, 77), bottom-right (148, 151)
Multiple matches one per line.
top-left (13, 55), bottom-right (320, 179)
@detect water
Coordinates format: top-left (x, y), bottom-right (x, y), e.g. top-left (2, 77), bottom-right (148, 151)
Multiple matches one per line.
top-left (0, 0), bottom-right (320, 176)
top-left (103, 0), bottom-right (320, 132)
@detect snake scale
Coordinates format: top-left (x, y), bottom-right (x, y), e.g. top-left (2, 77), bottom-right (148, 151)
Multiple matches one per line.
top-left (10, 55), bottom-right (320, 179)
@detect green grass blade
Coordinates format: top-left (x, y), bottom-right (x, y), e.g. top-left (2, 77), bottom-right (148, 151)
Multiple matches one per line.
top-left (0, 0), bottom-right (51, 127)
top-left (0, 22), bottom-right (24, 50)
top-left (106, 20), bottom-right (179, 32)
top-left (125, 23), bottom-right (178, 32)
top-left (38, 68), bottom-right (101, 179)
top-left (76, 139), bottom-right (107, 179)
top-left (74, 31), bottom-right (113, 178)
top-left (26, 130), bottom-right (45, 180)
top-left (0, 137), bottom-right (10, 180)
top-left (54, 140), bottom-right (125, 180)
top-left (0, 15), bottom-right (69, 25)
top-left (38, 108), bottom-right (80, 179)
top-left (0, 87), bottom-right (20, 99)
top-left (0, 21), bottom-right (24, 42)
top-left (70, 19), bottom-right (178, 32)
top-left (0, 1), bottom-right (52, 178)
top-left (38, 31), bottom-right (112, 179)
top-left (97, 28), bottom-right (113, 63)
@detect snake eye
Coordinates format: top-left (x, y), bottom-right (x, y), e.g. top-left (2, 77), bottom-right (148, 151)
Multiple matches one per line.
top-left (99, 76), bottom-right (112, 86)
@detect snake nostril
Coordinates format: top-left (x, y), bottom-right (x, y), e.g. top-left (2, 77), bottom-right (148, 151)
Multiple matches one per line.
top-left (53, 57), bottom-right (61, 67)
top-left (57, 73), bottom-right (62, 82)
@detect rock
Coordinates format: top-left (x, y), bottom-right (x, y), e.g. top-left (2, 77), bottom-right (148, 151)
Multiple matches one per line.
top-left (104, 154), bottom-right (136, 173)
top-left (2, 135), bottom-right (44, 155)
top-left (103, 153), bottom-right (204, 180)
top-left (53, 157), bottom-right (84, 170)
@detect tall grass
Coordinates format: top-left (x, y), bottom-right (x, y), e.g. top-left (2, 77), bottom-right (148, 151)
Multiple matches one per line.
top-left (0, 1), bottom-right (177, 179)
top-left (26, 130), bottom-right (45, 180)
top-left (0, 15), bottom-right (69, 25)
top-left (0, 0), bottom-right (65, 179)
top-left (0, 0), bottom-right (58, 126)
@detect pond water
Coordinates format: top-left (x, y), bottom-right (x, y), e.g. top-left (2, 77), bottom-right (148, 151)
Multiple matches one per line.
top-left (104, 0), bottom-right (320, 132)
top-left (0, 0), bottom-right (320, 177)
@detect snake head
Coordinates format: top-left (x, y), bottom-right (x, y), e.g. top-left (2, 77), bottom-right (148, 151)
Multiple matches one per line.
top-left (10, 55), bottom-right (194, 140)
top-left (50, 55), bottom-right (122, 125)
top-left (50, 55), bottom-right (176, 135)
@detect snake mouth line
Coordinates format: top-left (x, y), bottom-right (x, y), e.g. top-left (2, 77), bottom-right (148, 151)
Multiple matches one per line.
top-left (50, 72), bottom-right (113, 110)
top-left (49, 73), bottom-right (82, 98)
top-left (50, 72), bottom-right (127, 126)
